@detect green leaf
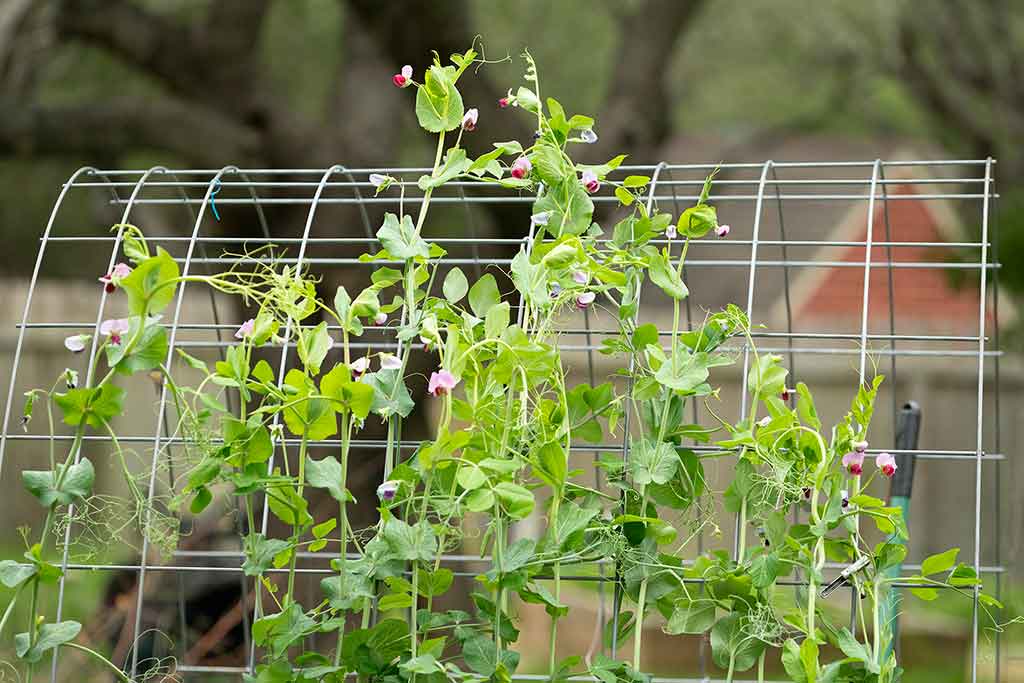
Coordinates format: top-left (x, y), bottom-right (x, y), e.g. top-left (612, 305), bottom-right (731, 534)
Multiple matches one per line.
top-left (119, 247), bottom-right (179, 315)
top-left (533, 178), bottom-right (594, 237)
top-left (297, 322), bottom-right (333, 375)
top-left (624, 175), bottom-right (650, 188)
top-left (747, 354), bottom-right (788, 399)
top-left (243, 534), bottom-right (292, 576)
top-left (415, 65), bottom-right (464, 133)
top-left (418, 149), bottom-right (470, 190)
top-left (54, 384), bottom-right (125, 428)
top-left (266, 478), bottom-right (313, 528)
top-left (321, 363), bottom-right (374, 419)
top-left (494, 482), bottom-right (535, 520)
top-left (0, 561), bottom-right (36, 588)
top-left (921, 547), bottom-right (959, 576)
top-left (381, 518), bottom-right (437, 562)
top-left (377, 212), bottom-right (429, 261)
top-left (485, 302), bottom-right (510, 339)
top-left (106, 316), bottom-right (168, 375)
top-left (648, 247), bottom-right (688, 300)
top-left (305, 455), bottom-right (349, 503)
top-left (749, 552), bottom-right (779, 588)
top-left (252, 603), bottom-right (316, 659)
top-left (401, 654), bottom-right (444, 675)
top-left (630, 439), bottom-right (677, 491)
top-left (281, 369), bottom-right (337, 440)
top-left (664, 598), bottom-right (716, 635)
top-left (443, 267), bottom-right (469, 303)
top-left (469, 273), bottom-right (501, 318)
top-left (510, 249), bottom-right (548, 307)
top-left (654, 348), bottom-right (710, 393)
top-left (677, 204), bottom-right (718, 239)
top-left (710, 613), bottom-right (765, 672)
top-left (366, 368), bottom-right (415, 419)
top-left (22, 458), bottom-right (94, 508)
top-left (836, 627), bottom-right (873, 670)
top-left (15, 620), bottom-right (80, 663)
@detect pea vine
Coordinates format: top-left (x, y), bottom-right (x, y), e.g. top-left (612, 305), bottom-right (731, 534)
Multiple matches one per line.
top-left (3, 46), bottom-right (1002, 683)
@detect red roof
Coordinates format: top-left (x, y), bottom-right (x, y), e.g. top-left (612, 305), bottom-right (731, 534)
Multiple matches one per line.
top-left (794, 186), bottom-right (993, 335)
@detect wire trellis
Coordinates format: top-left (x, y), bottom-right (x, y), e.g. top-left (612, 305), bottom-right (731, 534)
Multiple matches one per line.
top-left (0, 159), bottom-right (1005, 682)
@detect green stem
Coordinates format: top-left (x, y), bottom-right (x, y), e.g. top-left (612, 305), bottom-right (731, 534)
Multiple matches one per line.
top-left (737, 496), bottom-right (748, 562)
top-left (632, 576), bottom-right (648, 672)
top-left (286, 432), bottom-right (310, 604)
top-left (64, 642), bottom-right (134, 683)
top-left (334, 411), bottom-right (351, 667)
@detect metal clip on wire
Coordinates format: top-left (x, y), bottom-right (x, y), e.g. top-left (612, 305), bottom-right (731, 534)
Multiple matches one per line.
top-left (819, 555), bottom-right (871, 598)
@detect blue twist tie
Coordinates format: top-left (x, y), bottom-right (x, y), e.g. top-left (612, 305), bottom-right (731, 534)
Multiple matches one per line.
top-left (210, 179), bottom-right (222, 221)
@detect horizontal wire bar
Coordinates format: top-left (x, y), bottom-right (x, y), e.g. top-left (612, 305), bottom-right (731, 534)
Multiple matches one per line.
top-left (66, 176), bottom-right (989, 189)
top-left (77, 160), bottom-right (996, 177)
top-left (9, 433), bottom-right (1001, 460)
top-left (40, 235), bottom-right (993, 250)
top-left (103, 193), bottom-right (995, 205)
top-left (16, 322), bottom-right (990, 343)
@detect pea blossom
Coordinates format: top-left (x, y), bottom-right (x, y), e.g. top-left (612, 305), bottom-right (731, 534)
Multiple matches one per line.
top-left (876, 452), bottom-right (898, 477)
top-left (510, 156), bottom-right (532, 179)
top-left (498, 89), bottom-right (514, 108)
top-left (428, 369), bottom-right (457, 397)
top-left (580, 129), bottom-right (598, 144)
top-left (64, 334), bottom-right (89, 353)
top-left (715, 224), bottom-right (731, 238)
top-left (780, 387), bottom-right (794, 401)
top-left (374, 311), bottom-right (388, 326)
top-left (842, 451), bottom-right (864, 475)
top-left (100, 318), bottom-right (130, 346)
top-left (462, 108), bottom-right (479, 132)
top-left (351, 357), bottom-right (370, 376)
top-left (852, 440), bottom-right (868, 453)
top-left (392, 65), bottom-right (413, 88)
top-left (581, 170), bottom-right (600, 194)
top-left (369, 173), bottom-right (391, 191)
top-left (576, 292), bottom-right (596, 310)
top-left (98, 263), bottom-right (132, 293)
top-left (380, 353), bottom-right (402, 370)
top-left (757, 415), bottom-right (771, 428)
top-left (377, 480), bottom-right (400, 501)
top-left (530, 211), bottom-right (551, 228)
top-left (235, 318), bottom-right (255, 339)
top-left (840, 489), bottom-right (850, 508)
top-left (665, 224), bottom-right (678, 240)
top-left (549, 281), bottom-right (562, 298)
top-left (572, 270), bottom-right (587, 285)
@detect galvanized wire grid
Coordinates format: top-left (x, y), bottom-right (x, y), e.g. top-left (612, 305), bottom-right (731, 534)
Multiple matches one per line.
top-left (0, 159), bottom-right (1003, 682)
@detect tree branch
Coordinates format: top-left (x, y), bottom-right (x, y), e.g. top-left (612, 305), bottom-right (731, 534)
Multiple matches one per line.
top-left (0, 96), bottom-right (261, 166)
top-left (595, 0), bottom-right (706, 163)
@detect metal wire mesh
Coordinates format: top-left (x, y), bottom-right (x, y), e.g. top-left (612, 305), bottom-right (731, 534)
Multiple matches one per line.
top-left (0, 159), bottom-right (1004, 682)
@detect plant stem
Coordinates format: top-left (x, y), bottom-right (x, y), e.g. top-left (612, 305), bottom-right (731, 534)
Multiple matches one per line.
top-left (286, 432), bottom-right (310, 604)
top-left (737, 496), bottom-right (748, 562)
top-left (64, 642), bottom-right (134, 683)
top-left (334, 410), bottom-right (351, 667)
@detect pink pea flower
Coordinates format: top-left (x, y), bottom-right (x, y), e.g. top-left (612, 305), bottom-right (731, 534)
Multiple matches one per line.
top-left (576, 292), bottom-right (596, 310)
top-left (581, 170), bottom-right (600, 194)
top-left (780, 387), bottom-right (794, 401)
top-left (98, 262), bottom-right (132, 293)
top-left (876, 452), bottom-right (898, 477)
top-left (757, 415), bottom-right (771, 428)
top-left (462, 108), bottom-right (479, 132)
top-left (852, 440), bottom-right (868, 453)
top-left (235, 318), bottom-right (255, 339)
top-left (572, 270), bottom-right (587, 285)
top-left (100, 318), bottom-right (130, 346)
top-left (842, 451), bottom-right (864, 476)
top-left (392, 65), bottom-right (413, 88)
top-left (380, 353), bottom-right (402, 370)
top-left (715, 224), bottom-right (731, 238)
top-left (498, 90), bottom-right (513, 108)
top-left (428, 369), bottom-right (457, 397)
top-left (510, 156), bottom-right (532, 180)
top-left (377, 480), bottom-right (400, 501)
top-left (580, 129), bottom-right (598, 144)
top-left (64, 334), bottom-right (89, 353)
top-left (665, 224), bottom-right (678, 240)
top-left (351, 357), bottom-right (370, 376)
top-left (374, 311), bottom-right (388, 326)
top-left (420, 335), bottom-right (433, 353)
top-left (840, 489), bottom-right (850, 508)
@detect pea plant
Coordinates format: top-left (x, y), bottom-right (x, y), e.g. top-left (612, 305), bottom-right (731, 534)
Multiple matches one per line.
top-left (1, 46), bottom-right (1003, 683)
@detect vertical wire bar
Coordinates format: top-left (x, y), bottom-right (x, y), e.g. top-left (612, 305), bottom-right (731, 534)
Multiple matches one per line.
top-left (970, 158), bottom-right (993, 683)
top-left (250, 165), bottom-right (345, 670)
top-left (989, 169), bottom-right (1003, 683)
top-left (771, 166), bottom-right (797, 384)
top-left (735, 161), bottom-right (774, 558)
top-left (851, 160), bottom-right (881, 632)
top-left (0, 166), bottom-right (100, 474)
top-left (610, 163), bottom-right (664, 660)
top-left (130, 166), bottom-right (238, 678)
top-left (48, 169), bottom-right (137, 682)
